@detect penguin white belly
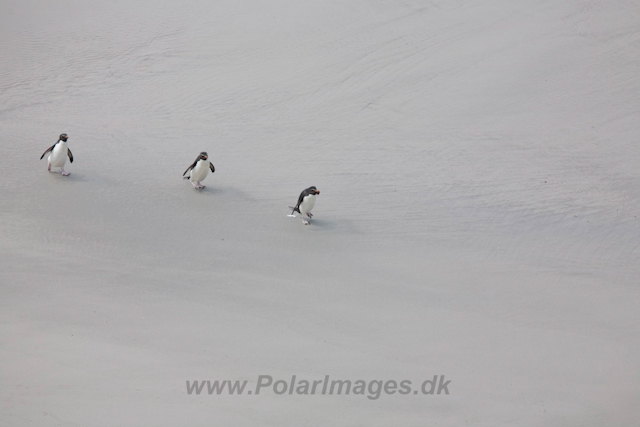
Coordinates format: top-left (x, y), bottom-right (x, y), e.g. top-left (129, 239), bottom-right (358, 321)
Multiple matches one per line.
top-left (49, 142), bottom-right (68, 167)
top-left (299, 194), bottom-right (316, 216)
top-left (190, 160), bottom-right (209, 182)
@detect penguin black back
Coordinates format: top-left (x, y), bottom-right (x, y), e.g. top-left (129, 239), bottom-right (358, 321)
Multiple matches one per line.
top-left (292, 186), bottom-right (319, 214)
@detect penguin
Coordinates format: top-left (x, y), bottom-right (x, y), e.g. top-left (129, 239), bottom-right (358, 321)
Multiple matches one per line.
top-left (290, 186), bottom-right (320, 225)
top-left (40, 133), bottom-right (73, 175)
top-left (183, 152), bottom-right (215, 189)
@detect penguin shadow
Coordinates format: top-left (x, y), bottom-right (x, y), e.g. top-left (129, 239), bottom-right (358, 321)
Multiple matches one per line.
top-left (306, 218), bottom-right (334, 229)
top-left (47, 171), bottom-right (84, 183)
top-left (47, 171), bottom-right (110, 185)
top-left (297, 217), bottom-right (360, 234)
top-left (191, 186), bottom-right (220, 195)
top-left (188, 184), bottom-right (255, 201)
top-left (181, 180), bottom-right (219, 195)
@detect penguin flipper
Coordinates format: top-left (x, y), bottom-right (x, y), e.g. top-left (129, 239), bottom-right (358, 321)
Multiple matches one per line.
top-left (292, 190), bottom-right (308, 214)
top-left (67, 148), bottom-right (73, 163)
top-left (183, 159), bottom-right (197, 177)
top-left (288, 205), bottom-right (301, 215)
top-left (209, 162), bottom-right (215, 173)
top-left (40, 143), bottom-right (57, 160)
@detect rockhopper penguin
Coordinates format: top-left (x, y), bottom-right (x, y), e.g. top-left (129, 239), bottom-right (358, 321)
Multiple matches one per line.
top-left (183, 152), bottom-right (215, 189)
top-left (290, 186), bottom-right (320, 225)
top-left (40, 133), bottom-right (73, 175)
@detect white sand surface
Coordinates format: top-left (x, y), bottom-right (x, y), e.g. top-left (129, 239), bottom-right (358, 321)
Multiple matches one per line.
top-left (1, 1), bottom-right (639, 425)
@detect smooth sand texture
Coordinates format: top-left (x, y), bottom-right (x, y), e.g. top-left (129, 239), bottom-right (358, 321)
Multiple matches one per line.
top-left (1, 1), bottom-right (639, 425)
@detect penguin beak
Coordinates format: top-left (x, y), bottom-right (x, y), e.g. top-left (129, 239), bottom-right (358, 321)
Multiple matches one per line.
top-left (316, 190), bottom-right (320, 195)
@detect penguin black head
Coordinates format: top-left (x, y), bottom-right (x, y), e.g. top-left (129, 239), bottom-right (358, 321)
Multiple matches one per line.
top-left (309, 186), bottom-right (320, 195)
top-left (199, 152), bottom-right (208, 160)
top-left (59, 133), bottom-right (68, 142)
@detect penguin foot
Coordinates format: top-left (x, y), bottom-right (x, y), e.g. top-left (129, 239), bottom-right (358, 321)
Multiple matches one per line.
top-left (302, 219), bottom-right (310, 225)
top-left (47, 163), bottom-right (52, 172)
top-left (61, 170), bottom-right (70, 176)
top-left (306, 212), bottom-right (313, 218)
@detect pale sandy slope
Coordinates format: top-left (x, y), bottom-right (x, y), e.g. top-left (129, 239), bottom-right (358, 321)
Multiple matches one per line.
top-left (1, 0), bottom-right (639, 425)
